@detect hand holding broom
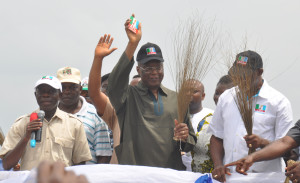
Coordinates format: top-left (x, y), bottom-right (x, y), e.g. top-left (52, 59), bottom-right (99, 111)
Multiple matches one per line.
top-left (244, 134), bottom-right (270, 150)
top-left (174, 119), bottom-right (189, 142)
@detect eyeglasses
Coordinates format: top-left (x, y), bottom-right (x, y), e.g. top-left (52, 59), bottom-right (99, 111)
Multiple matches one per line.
top-left (139, 65), bottom-right (163, 74)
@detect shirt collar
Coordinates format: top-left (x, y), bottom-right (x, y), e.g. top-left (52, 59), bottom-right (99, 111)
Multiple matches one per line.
top-left (257, 79), bottom-right (269, 99)
top-left (136, 81), bottom-right (168, 96)
top-left (34, 107), bottom-right (64, 122)
top-left (76, 96), bottom-right (88, 116)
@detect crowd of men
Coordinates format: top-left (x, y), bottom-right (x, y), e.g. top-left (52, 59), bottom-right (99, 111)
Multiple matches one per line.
top-left (1, 14), bottom-right (300, 183)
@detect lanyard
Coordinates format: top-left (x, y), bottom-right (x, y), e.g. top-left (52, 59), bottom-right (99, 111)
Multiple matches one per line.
top-left (149, 91), bottom-right (164, 116)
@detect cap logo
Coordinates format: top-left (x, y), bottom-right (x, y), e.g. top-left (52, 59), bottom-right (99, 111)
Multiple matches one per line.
top-left (237, 56), bottom-right (248, 65)
top-left (41, 76), bottom-right (53, 80)
top-left (62, 69), bottom-right (72, 75)
top-left (146, 47), bottom-right (156, 55)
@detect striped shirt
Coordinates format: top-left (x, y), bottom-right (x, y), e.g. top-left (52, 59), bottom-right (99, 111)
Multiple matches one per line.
top-left (76, 96), bottom-right (112, 164)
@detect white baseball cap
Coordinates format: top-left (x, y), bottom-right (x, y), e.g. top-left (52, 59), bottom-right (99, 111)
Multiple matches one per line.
top-left (35, 76), bottom-right (62, 92)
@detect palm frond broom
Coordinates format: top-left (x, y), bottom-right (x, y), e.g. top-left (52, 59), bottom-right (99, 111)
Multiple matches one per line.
top-left (171, 15), bottom-right (219, 145)
top-left (229, 59), bottom-right (257, 154)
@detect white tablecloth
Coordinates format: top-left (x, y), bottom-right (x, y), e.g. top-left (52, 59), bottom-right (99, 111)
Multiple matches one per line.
top-left (0, 164), bottom-right (288, 183)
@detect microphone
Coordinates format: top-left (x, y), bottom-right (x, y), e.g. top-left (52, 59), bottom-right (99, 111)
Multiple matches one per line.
top-left (35, 110), bottom-right (45, 143)
top-left (29, 113), bottom-right (38, 148)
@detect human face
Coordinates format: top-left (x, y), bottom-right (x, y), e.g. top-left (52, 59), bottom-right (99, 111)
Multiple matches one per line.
top-left (188, 81), bottom-right (205, 110)
top-left (213, 83), bottom-right (233, 105)
top-left (35, 84), bottom-right (59, 112)
top-left (101, 79), bottom-right (108, 96)
top-left (60, 82), bottom-right (81, 106)
top-left (137, 60), bottom-right (164, 90)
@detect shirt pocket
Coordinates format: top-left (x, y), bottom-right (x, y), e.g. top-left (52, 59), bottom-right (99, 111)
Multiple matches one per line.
top-left (253, 113), bottom-right (276, 136)
top-left (53, 137), bottom-right (74, 165)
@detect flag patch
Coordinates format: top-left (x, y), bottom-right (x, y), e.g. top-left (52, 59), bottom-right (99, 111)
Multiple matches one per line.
top-left (255, 104), bottom-right (266, 113)
top-left (237, 56), bottom-right (248, 65)
top-left (146, 47), bottom-right (156, 55)
top-left (42, 76), bottom-right (53, 80)
top-left (63, 69), bottom-right (72, 75)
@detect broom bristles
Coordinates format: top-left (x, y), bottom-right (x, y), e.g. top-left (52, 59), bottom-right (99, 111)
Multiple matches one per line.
top-left (230, 63), bottom-right (257, 154)
top-left (172, 15), bottom-right (219, 124)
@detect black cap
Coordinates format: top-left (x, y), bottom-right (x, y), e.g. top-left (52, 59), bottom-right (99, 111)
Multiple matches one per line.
top-left (233, 50), bottom-right (263, 70)
top-left (229, 50), bottom-right (263, 76)
top-left (136, 42), bottom-right (164, 64)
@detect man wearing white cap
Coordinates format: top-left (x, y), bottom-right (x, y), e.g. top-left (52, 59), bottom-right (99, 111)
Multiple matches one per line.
top-left (0, 76), bottom-right (91, 170)
top-left (57, 67), bottom-right (112, 164)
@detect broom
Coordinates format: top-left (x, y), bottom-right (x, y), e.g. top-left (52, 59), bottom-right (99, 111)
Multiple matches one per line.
top-left (171, 15), bottom-right (219, 145)
top-left (229, 62), bottom-right (257, 154)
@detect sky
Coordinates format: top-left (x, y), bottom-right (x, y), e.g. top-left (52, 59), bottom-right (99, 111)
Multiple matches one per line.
top-left (0, 0), bottom-right (299, 135)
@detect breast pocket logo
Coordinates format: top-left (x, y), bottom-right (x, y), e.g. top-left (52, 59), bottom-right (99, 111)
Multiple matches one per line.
top-left (255, 104), bottom-right (266, 114)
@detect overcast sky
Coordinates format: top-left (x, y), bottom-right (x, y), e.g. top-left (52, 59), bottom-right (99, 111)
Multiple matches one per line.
top-left (0, 0), bottom-right (299, 135)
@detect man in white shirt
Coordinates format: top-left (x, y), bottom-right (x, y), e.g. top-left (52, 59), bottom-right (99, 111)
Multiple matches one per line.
top-left (182, 80), bottom-right (214, 172)
top-left (208, 50), bottom-right (293, 182)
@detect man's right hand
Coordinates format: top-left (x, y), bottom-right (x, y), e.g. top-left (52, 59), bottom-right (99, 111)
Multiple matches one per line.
top-left (25, 119), bottom-right (42, 139)
top-left (125, 14), bottom-right (142, 44)
top-left (211, 165), bottom-right (231, 182)
top-left (224, 155), bottom-right (254, 175)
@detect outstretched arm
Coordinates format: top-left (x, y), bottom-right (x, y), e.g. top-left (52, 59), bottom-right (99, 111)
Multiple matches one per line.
top-left (124, 14), bottom-right (142, 61)
top-left (89, 34), bottom-right (117, 119)
top-left (225, 136), bottom-right (298, 174)
top-left (107, 14), bottom-right (142, 115)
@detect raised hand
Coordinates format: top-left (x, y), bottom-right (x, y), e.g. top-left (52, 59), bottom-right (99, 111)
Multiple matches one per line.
top-left (95, 34), bottom-right (117, 59)
top-left (124, 14), bottom-right (142, 44)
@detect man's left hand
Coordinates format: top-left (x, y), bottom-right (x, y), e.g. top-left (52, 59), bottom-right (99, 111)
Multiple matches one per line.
top-left (286, 162), bottom-right (300, 183)
top-left (174, 119), bottom-right (189, 142)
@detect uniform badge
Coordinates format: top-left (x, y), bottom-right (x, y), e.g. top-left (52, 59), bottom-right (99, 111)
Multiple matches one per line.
top-left (255, 104), bottom-right (266, 113)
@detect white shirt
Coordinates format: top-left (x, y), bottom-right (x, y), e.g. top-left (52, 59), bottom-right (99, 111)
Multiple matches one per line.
top-left (207, 80), bottom-right (293, 173)
top-left (182, 108), bottom-right (214, 171)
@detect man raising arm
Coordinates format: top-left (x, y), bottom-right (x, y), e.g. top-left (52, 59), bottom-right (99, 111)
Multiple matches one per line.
top-left (88, 34), bottom-right (119, 164)
top-left (105, 14), bottom-right (196, 170)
